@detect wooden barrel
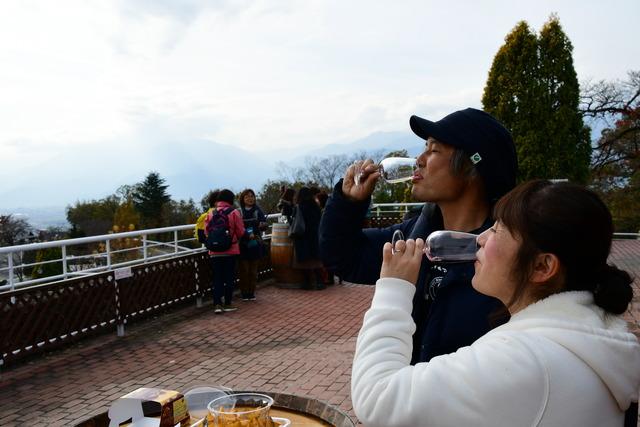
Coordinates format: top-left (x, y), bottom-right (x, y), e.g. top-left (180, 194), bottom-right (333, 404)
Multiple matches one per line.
top-left (239, 391), bottom-right (356, 427)
top-left (270, 223), bottom-right (306, 285)
top-left (76, 391), bottom-right (356, 427)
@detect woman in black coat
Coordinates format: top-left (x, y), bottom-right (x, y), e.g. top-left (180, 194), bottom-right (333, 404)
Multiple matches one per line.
top-left (292, 187), bottom-right (325, 290)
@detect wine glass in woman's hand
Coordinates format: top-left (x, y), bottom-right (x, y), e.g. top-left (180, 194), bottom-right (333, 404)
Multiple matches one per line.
top-left (390, 229), bottom-right (479, 262)
top-left (380, 238), bottom-right (425, 285)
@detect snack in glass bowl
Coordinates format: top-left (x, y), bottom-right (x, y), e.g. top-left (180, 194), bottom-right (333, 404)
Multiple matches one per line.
top-left (207, 393), bottom-right (290, 427)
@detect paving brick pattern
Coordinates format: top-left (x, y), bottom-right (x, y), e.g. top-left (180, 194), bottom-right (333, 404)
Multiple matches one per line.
top-left (0, 282), bottom-right (373, 426)
top-left (611, 240), bottom-right (640, 338)
top-left (0, 240), bottom-right (639, 427)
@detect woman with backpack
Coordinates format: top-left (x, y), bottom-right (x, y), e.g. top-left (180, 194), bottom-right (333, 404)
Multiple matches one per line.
top-left (205, 189), bottom-right (245, 314)
top-left (237, 188), bottom-right (268, 301)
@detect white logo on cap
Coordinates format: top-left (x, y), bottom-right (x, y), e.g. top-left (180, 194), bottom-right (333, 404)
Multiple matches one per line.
top-left (470, 153), bottom-right (482, 164)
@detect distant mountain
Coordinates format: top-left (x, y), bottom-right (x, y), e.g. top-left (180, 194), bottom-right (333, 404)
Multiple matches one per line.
top-left (301, 131), bottom-right (422, 160)
top-left (152, 139), bottom-right (275, 203)
top-left (0, 129), bottom-right (425, 226)
top-left (255, 131), bottom-right (422, 166)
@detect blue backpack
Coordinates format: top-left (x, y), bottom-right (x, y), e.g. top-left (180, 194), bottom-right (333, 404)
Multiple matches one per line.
top-left (205, 207), bottom-right (235, 251)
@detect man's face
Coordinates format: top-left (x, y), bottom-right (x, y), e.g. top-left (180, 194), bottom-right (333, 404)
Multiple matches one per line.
top-left (411, 138), bottom-right (468, 203)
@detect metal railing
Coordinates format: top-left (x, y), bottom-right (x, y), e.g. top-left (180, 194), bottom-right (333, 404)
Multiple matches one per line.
top-left (1, 207), bottom-right (638, 293)
top-left (0, 225), bottom-right (201, 292)
top-left (370, 202), bottom-right (424, 216)
top-left (0, 213), bottom-right (283, 292)
top-left (372, 203), bottom-right (640, 239)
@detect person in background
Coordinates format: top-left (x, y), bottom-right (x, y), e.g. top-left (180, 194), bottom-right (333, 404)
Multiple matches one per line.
top-left (315, 190), bottom-right (329, 211)
top-left (195, 190), bottom-right (219, 245)
top-left (277, 187), bottom-right (295, 223)
top-left (292, 187), bottom-right (325, 290)
top-left (320, 108), bottom-right (517, 362)
top-left (206, 189), bottom-right (244, 314)
top-left (314, 190), bottom-right (336, 286)
top-left (237, 188), bottom-right (267, 301)
top-left (351, 180), bottom-right (640, 427)
top-left (309, 186), bottom-right (321, 202)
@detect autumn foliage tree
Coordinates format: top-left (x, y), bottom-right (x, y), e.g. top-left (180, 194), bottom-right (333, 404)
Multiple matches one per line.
top-left (483, 16), bottom-right (591, 183)
top-left (581, 71), bottom-right (640, 231)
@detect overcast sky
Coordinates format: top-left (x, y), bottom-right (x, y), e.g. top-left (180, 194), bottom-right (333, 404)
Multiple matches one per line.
top-left (1, 0), bottom-right (639, 208)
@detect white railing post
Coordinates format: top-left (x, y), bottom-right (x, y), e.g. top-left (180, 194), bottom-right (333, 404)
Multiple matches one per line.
top-left (143, 234), bottom-right (148, 262)
top-left (106, 240), bottom-right (111, 269)
top-left (8, 252), bottom-right (14, 292)
top-left (114, 276), bottom-right (125, 337)
top-left (8, 251), bottom-right (17, 304)
top-left (61, 245), bottom-right (68, 279)
top-left (174, 230), bottom-right (179, 254)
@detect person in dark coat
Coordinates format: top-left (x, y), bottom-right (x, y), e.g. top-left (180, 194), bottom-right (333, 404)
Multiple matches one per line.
top-left (319, 108), bottom-right (518, 362)
top-left (237, 188), bottom-right (267, 301)
top-left (292, 187), bottom-right (325, 290)
top-left (277, 187), bottom-right (295, 223)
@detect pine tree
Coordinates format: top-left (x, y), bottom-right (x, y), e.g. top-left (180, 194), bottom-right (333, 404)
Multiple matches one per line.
top-left (482, 16), bottom-right (590, 183)
top-left (132, 172), bottom-right (171, 229)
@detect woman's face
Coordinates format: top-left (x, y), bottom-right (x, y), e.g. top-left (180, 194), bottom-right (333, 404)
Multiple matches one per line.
top-left (243, 192), bottom-right (256, 207)
top-left (472, 221), bottom-right (521, 306)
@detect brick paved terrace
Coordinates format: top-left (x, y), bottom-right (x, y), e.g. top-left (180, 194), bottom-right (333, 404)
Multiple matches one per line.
top-left (0, 239), bottom-right (639, 426)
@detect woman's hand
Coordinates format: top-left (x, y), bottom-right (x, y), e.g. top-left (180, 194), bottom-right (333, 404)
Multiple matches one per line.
top-left (380, 238), bottom-right (425, 285)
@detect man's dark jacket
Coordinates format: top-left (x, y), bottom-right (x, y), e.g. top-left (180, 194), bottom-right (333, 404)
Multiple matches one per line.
top-left (319, 180), bottom-right (506, 362)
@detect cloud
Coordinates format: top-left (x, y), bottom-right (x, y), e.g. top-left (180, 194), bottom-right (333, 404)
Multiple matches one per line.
top-left (1, 0), bottom-right (639, 209)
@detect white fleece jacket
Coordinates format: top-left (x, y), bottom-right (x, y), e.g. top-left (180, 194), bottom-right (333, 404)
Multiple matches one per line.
top-left (351, 278), bottom-right (640, 427)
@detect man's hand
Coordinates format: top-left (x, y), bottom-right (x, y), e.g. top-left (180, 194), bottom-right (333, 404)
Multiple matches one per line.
top-left (380, 238), bottom-right (425, 285)
top-left (342, 159), bottom-right (381, 202)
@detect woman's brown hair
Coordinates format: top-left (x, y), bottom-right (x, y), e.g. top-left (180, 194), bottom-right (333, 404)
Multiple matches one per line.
top-left (494, 180), bottom-right (633, 314)
top-left (238, 188), bottom-right (256, 209)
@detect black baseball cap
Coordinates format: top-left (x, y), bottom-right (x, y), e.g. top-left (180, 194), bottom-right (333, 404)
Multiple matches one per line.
top-left (409, 108), bottom-right (518, 203)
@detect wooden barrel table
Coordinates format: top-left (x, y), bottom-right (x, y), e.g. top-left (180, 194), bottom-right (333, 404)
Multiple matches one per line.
top-left (270, 223), bottom-right (305, 286)
top-left (76, 391), bottom-right (356, 427)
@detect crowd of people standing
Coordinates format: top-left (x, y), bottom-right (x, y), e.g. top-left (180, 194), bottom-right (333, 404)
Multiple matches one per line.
top-left (196, 185), bottom-right (334, 313)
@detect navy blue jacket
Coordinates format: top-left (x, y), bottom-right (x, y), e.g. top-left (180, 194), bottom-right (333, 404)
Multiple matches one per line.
top-left (319, 180), bottom-right (507, 362)
top-left (239, 206), bottom-right (267, 260)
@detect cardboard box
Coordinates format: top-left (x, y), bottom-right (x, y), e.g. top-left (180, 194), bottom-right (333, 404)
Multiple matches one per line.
top-left (107, 388), bottom-right (192, 427)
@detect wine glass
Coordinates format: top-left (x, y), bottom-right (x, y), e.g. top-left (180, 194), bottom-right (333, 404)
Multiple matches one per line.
top-left (354, 157), bottom-right (417, 186)
top-left (390, 230), bottom-right (478, 261)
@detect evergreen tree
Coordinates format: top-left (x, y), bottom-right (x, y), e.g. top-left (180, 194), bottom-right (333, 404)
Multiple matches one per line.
top-left (132, 172), bottom-right (171, 228)
top-left (482, 16), bottom-right (590, 182)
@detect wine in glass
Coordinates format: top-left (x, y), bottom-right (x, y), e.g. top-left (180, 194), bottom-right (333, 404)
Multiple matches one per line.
top-left (355, 157), bottom-right (417, 186)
